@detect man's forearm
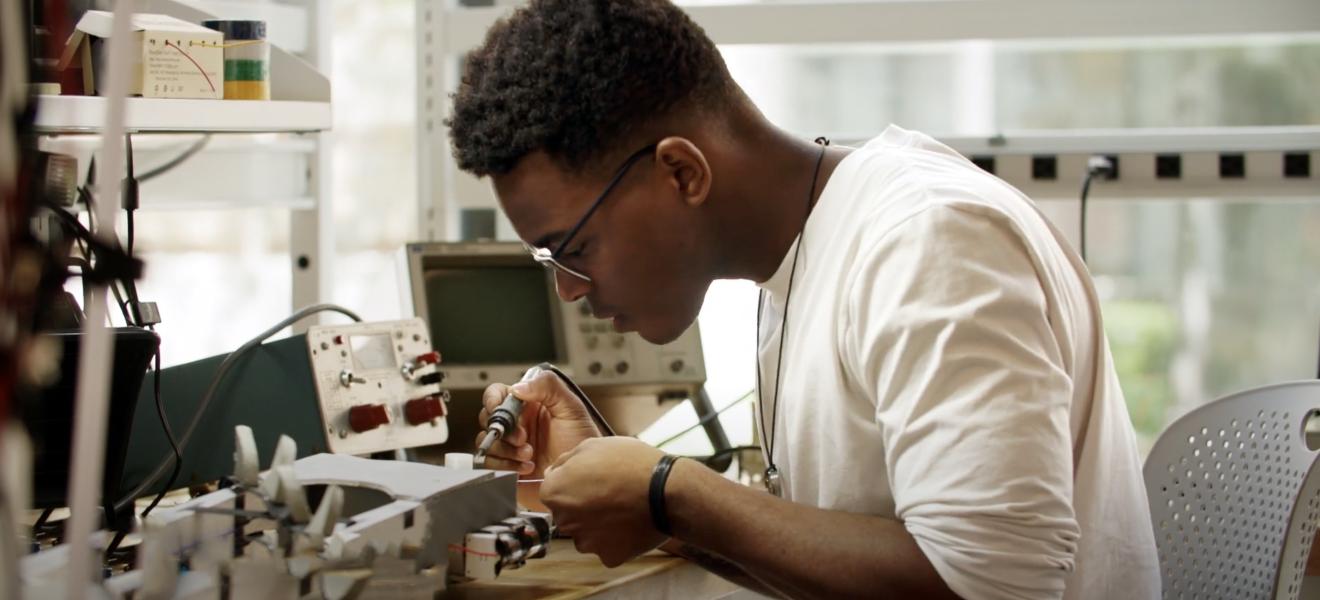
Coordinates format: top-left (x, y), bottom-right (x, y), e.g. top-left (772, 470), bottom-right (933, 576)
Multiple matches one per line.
top-left (661, 539), bottom-right (785, 598)
top-left (664, 460), bottom-right (961, 600)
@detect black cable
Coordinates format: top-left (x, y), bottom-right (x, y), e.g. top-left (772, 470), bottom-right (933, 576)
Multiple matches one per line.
top-left (126, 205), bottom-right (135, 257)
top-left (44, 204), bottom-right (141, 326)
top-left (103, 528), bottom-right (129, 557)
top-left (63, 256), bottom-right (113, 322)
top-left (540, 363), bottom-right (615, 437)
top-left (1078, 155), bottom-right (1115, 263)
top-left (122, 135), bottom-right (146, 321)
top-left (692, 445), bottom-right (763, 468)
top-left (33, 507), bottom-right (55, 530)
top-left (42, 204), bottom-right (144, 298)
top-left (70, 188), bottom-right (92, 263)
top-left (124, 135), bottom-right (139, 254)
top-left (120, 241), bottom-right (144, 325)
top-left (655, 390), bottom-right (754, 450)
top-left (139, 346), bottom-right (180, 519)
top-left (81, 157), bottom-right (97, 232)
top-left (1079, 172), bottom-right (1095, 263)
top-left (108, 279), bottom-right (131, 326)
top-left (536, 365), bottom-right (750, 468)
top-left (113, 304), bottom-right (363, 511)
top-left (136, 135), bottom-right (210, 182)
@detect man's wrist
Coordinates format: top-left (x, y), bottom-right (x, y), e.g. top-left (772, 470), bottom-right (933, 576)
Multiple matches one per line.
top-left (661, 456), bottom-right (706, 543)
top-left (649, 454), bottom-right (682, 535)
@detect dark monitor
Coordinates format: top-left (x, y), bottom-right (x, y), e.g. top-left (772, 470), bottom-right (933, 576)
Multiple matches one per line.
top-left (401, 242), bottom-right (567, 389)
top-left (20, 328), bottom-right (158, 527)
top-left (400, 241), bottom-right (707, 394)
top-left (421, 265), bottom-right (558, 366)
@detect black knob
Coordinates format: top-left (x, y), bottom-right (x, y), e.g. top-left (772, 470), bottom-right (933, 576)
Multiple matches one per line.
top-left (418, 371), bottom-right (446, 386)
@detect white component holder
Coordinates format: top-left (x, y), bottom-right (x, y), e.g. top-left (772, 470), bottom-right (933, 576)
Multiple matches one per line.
top-left (305, 318), bottom-right (450, 455)
top-left (445, 452), bottom-right (474, 470)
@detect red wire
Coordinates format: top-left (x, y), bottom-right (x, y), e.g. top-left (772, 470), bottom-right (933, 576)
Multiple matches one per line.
top-left (164, 41), bottom-right (217, 93)
top-left (448, 544), bottom-right (501, 559)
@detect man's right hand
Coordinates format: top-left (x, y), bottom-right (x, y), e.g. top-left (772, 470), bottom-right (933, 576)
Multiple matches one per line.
top-left (476, 369), bottom-right (602, 477)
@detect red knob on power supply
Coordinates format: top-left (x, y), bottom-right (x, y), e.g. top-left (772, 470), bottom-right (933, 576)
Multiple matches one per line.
top-left (415, 351), bottom-right (441, 366)
top-left (348, 404), bottom-right (390, 433)
top-left (404, 395), bottom-right (446, 425)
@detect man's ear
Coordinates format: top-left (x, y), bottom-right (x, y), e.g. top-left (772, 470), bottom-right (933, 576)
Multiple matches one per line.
top-left (654, 137), bottom-right (711, 208)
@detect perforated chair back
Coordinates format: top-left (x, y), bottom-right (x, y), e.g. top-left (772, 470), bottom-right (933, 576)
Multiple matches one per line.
top-left (1144, 381), bottom-right (1320, 600)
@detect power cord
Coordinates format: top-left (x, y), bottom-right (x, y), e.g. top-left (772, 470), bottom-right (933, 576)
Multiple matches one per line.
top-left (537, 367), bottom-right (755, 468)
top-left (1078, 155), bottom-right (1116, 263)
top-left (540, 364), bottom-right (616, 437)
top-left (654, 390), bottom-right (754, 450)
top-left (113, 304), bottom-right (363, 512)
top-left (40, 203), bottom-right (143, 285)
top-left (694, 445), bottom-right (763, 468)
top-left (124, 136), bottom-right (139, 256)
top-left (136, 135), bottom-right (210, 183)
top-left (138, 346), bottom-right (178, 519)
top-left (537, 366), bottom-right (754, 471)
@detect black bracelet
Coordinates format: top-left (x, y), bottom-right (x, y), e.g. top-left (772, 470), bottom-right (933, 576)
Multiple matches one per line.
top-left (649, 454), bottom-right (681, 536)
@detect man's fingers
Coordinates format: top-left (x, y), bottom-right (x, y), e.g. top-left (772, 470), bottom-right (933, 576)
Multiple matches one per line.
top-left (511, 371), bottom-right (588, 421)
top-left (503, 423), bottom-right (528, 448)
top-left (481, 383), bottom-right (511, 414)
top-left (548, 438), bottom-right (589, 470)
top-left (478, 454), bottom-right (534, 474)
top-left (474, 431), bottom-right (534, 460)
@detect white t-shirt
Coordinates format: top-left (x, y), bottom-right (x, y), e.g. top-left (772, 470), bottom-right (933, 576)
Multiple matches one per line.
top-left (756, 125), bottom-right (1160, 600)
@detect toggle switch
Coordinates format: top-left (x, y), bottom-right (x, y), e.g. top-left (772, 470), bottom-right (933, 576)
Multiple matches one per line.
top-left (405, 395), bottom-right (446, 425)
top-left (348, 404), bottom-right (389, 433)
top-left (339, 370), bottom-right (367, 388)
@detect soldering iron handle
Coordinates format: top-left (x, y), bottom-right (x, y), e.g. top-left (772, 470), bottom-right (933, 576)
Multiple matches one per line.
top-left (477, 365), bottom-right (543, 461)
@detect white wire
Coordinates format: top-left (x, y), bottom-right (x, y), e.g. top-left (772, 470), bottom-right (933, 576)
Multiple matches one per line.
top-left (114, 304), bottom-right (362, 511)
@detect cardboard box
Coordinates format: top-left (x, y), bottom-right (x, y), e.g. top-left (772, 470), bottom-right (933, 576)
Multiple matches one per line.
top-left (58, 11), bottom-right (223, 100)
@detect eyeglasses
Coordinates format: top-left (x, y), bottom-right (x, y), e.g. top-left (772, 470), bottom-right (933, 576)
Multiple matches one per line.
top-left (525, 143), bottom-right (657, 283)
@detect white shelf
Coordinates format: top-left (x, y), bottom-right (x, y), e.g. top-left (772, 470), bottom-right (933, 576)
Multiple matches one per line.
top-left (444, 0), bottom-right (1320, 52)
top-left (34, 95), bottom-right (332, 134)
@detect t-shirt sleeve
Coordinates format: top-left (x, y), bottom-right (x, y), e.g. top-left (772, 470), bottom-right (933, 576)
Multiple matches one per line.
top-left (841, 201), bottom-right (1081, 600)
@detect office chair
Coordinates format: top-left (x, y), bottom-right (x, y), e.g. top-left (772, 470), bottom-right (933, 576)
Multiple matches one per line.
top-left (1144, 380), bottom-right (1320, 599)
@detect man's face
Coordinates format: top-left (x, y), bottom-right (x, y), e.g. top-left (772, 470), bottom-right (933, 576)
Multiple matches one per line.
top-left (491, 148), bottom-right (711, 345)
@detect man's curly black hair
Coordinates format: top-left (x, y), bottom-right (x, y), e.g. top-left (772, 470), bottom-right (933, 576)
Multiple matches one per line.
top-left (447, 0), bottom-right (738, 177)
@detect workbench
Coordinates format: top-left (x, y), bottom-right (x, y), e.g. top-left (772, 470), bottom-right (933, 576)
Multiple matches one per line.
top-left (443, 539), bottom-right (742, 599)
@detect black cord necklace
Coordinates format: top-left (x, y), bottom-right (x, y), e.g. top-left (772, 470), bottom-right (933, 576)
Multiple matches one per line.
top-left (756, 136), bottom-right (829, 497)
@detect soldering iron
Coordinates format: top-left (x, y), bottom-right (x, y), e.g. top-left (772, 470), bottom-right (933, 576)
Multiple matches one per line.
top-left (475, 364), bottom-right (544, 465)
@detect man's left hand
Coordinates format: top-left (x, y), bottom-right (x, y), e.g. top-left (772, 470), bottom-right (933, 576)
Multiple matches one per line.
top-left (540, 437), bottom-right (671, 567)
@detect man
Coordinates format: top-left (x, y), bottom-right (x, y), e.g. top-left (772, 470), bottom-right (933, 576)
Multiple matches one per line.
top-left (447, 1), bottom-right (1160, 598)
